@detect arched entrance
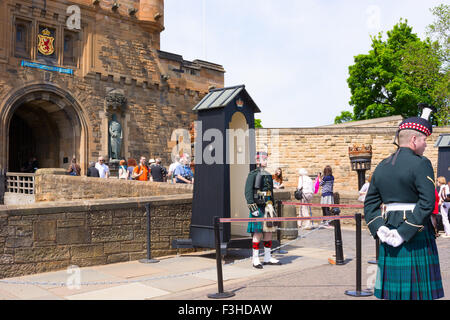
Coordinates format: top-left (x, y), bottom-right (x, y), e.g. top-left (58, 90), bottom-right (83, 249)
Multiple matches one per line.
top-left (0, 84), bottom-right (89, 174)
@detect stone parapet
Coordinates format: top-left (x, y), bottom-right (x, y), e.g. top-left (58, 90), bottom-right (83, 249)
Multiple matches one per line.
top-left (34, 173), bottom-right (193, 202)
top-left (0, 194), bottom-right (193, 278)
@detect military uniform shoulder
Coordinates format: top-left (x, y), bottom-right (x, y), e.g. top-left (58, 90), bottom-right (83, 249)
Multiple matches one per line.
top-left (247, 169), bottom-right (259, 177)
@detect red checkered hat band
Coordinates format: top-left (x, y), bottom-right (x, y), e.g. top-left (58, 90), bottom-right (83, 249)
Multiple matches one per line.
top-left (398, 122), bottom-right (431, 136)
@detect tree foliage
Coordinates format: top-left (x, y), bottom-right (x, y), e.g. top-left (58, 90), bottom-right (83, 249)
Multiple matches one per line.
top-left (335, 11), bottom-right (449, 126)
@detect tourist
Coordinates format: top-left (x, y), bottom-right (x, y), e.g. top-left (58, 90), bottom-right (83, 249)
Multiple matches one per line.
top-left (127, 158), bottom-right (137, 180)
top-left (95, 156), bottom-right (110, 178)
top-left (272, 168), bottom-right (285, 189)
top-left (150, 158), bottom-right (167, 182)
top-left (364, 104), bottom-right (444, 300)
top-left (21, 157), bottom-right (38, 173)
top-left (438, 177), bottom-right (450, 238)
top-left (67, 157), bottom-right (81, 176)
top-left (87, 161), bottom-right (99, 177)
top-left (431, 178), bottom-right (442, 237)
top-left (168, 155), bottom-right (181, 183)
top-left (297, 168), bottom-right (314, 230)
top-left (174, 156), bottom-right (193, 184)
top-left (319, 165), bottom-right (335, 228)
top-left (358, 174), bottom-right (372, 202)
top-left (132, 156), bottom-right (149, 181)
top-left (118, 159), bottom-right (128, 180)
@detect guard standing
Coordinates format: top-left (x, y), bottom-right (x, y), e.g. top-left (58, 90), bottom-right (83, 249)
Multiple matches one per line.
top-left (364, 104), bottom-right (444, 300)
top-left (245, 151), bottom-right (281, 269)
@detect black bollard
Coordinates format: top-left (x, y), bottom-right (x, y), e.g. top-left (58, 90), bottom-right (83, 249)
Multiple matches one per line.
top-left (207, 216), bottom-right (235, 299)
top-left (345, 213), bottom-right (373, 297)
top-left (139, 203), bottom-right (160, 264)
top-left (332, 208), bottom-right (345, 265)
top-left (368, 239), bottom-right (380, 264)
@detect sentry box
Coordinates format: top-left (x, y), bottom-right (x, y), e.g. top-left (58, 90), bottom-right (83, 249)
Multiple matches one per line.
top-left (173, 85), bottom-right (278, 252)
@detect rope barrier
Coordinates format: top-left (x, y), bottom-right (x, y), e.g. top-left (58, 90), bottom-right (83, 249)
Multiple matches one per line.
top-left (0, 225), bottom-right (322, 288)
top-left (208, 212), bottom-right (373, 299)
top-left (219, 215), bottom-right (355, 223)
top-left (281, 201), bottom-right (364, 209)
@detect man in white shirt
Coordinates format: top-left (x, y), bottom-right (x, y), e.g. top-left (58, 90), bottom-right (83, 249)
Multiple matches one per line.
top-left (297, 168), bottom-right (314, 229)
top-left (167, 155), bottom-right (181, 183)
top-left (95, 156), bottom-right (110, 178)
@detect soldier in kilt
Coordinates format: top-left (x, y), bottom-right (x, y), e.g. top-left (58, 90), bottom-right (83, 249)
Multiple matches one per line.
top-left (245, 152), bottom-right (281, 269)
top-left (364, 104), bottom-right (444, 300)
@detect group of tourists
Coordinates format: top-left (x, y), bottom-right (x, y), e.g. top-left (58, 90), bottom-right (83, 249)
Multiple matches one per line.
top-left (67, 154), bottom-right (194, 184)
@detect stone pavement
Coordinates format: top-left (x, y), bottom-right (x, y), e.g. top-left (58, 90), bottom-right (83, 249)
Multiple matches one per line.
top-left (0, 225), bottom-right (448, 300)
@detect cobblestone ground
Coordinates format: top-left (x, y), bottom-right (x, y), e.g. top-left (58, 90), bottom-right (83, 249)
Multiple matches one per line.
top-left (164, 225), bottom-right (450, 300)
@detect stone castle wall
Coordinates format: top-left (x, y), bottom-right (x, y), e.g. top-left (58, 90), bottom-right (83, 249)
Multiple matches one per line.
top-left (0, 195), bottom-right (193, 278)
top-left (0, 0), bottom-right (225, 174)
top-left (256, 124), bottom-right (450, 193)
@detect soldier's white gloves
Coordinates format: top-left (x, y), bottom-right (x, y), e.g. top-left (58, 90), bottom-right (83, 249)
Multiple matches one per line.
top-left (248, 203), bottom-right (259, 216)
top-left (377, 226), bottom-right (390, 243)
top-left (385, 229), bottom-right (404, 247)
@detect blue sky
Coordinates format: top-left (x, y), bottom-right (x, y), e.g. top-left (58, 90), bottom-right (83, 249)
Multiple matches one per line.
top-left (161, 0), bottom-right (446, 128)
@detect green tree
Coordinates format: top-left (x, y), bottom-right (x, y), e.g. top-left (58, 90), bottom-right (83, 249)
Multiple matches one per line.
top-left (335, 18), bottom-right (448, 125)
top-left (254, 118), bottom-right (263, 128)
top-left (334, 111), bottom-right (354, 124)
top-left (424, 4), bottom-right (450, 126)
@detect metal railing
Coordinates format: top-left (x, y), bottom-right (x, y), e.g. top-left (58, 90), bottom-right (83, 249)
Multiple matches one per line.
top-left (6, 172), bottom-right (35, 194)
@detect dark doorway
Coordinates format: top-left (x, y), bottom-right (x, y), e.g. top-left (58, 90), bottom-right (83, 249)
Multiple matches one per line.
top-left (7, 100), bottom-right (63, 172)
top-left (8, 114), bottom-right (37, 172)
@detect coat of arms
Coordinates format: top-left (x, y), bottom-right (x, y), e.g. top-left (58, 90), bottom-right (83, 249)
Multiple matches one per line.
top-left (37, 28), bottom-right (55, 56)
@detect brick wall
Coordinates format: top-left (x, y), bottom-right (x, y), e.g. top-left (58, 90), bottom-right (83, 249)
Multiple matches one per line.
top-left (0, 195), bottom-right (193, 279)
top-left (256, 126), bottom-right (450, 192)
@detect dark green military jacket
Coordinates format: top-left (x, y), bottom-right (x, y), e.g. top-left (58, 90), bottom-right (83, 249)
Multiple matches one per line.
top-left (244, 168), bottom-right (274, 205)
top-left (364, 147), bottom-right (435, 242)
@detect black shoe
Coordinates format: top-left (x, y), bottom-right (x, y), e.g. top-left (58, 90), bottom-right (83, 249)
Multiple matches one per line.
top-left (253, 263), bottom-right (263, 269)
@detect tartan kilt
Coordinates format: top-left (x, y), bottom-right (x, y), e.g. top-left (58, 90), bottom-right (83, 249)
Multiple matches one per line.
top-left (375, 228), bottom-right (444, 300)
top-left (247, 205), bottom-right (265, 234)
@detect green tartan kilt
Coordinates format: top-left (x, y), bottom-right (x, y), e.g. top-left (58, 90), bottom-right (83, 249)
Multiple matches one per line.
top-left (247, 206), bottom-right (265, 234)
top-left (375, 228), bottom-right (444, 300)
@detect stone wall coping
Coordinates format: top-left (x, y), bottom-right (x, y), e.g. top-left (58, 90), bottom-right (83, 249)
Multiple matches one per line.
top-left (0, 194), bottom-right (193, 217)
top-left (257, 127), bottom-right (450, 135)
top-left (35, 168), bottom-right (67, 175)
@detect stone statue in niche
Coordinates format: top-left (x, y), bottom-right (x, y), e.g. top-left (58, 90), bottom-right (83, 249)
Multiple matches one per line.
top-left (109, 113), bottom-right (122, 160)
top-left (105, 88), bottom-right (126, 161)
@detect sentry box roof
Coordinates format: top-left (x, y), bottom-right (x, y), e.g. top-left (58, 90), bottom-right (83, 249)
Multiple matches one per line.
top-left (192, 85), bottom-right (261, 113)
top-left (435, 134), bottom-right (450, 148)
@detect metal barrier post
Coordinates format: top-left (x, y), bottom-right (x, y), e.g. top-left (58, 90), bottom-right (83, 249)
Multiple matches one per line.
top-left (276, 200), bottom-right (288, 254)
top-left (368, 239), bottom-right (380, 264)
top-left (333, 218), bottom-right (345, 265)
top-left (139, 203), bottom-right (160, 264)
top-left (207, 216), bottom-right (235, 299)
top-left (345, 213), bottom-right (372, 297)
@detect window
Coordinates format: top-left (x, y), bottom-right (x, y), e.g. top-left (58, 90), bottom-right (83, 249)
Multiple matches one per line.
top-left (14, 19), bottom-right (31, 58)
top-left (63, 31), bottom-right (77, 66)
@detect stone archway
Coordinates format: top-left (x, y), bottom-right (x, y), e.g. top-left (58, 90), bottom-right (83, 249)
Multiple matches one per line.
top-left (0, 83), bottom-right (90, 174)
